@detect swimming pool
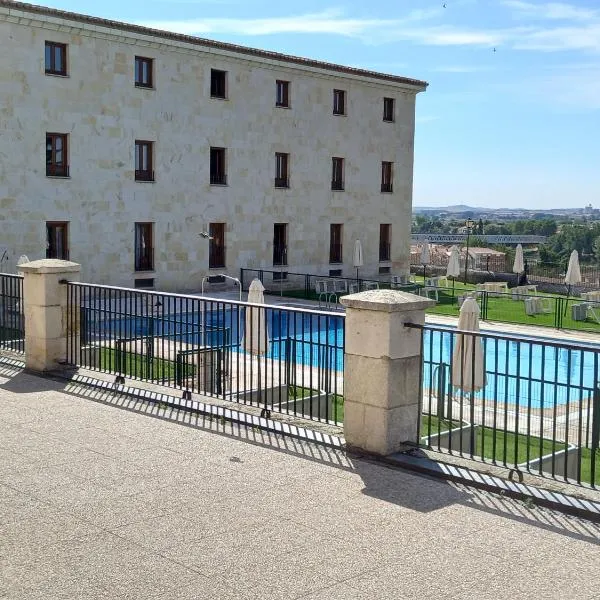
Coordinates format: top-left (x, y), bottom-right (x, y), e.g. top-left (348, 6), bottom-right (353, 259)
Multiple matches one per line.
top-left (88, 307), bottom-right (598, 407)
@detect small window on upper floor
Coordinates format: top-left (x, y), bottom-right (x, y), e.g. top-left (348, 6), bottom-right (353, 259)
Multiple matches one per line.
top-left (45, 41), bottom-right (67, 76)
top-left (46, 133), bottom-right (69, 177)
top-left (210, 147), bottom-right (227, 185)
top-left (333, 89), bottom-right (346, 115)
top-left (135, 140), bottom-right (154, 182)
top-left (383, 97), bottom-right (395, 122)
top-left (135, 56), bottom-right (153, 88)
top-left (276, 80), bottom-right (290, 108)
top-left (211, 69), bottom-right (227, 99)
top-left (381, 161), bottom-right (394, 193)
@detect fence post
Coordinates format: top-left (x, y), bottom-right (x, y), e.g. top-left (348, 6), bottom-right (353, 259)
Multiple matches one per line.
top-left (18, 259), bottom-right (81, 373)
top-left (340, 290), bottom-right (434, 455)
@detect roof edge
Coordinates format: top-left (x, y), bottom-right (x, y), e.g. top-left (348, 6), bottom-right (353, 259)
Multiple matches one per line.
top-left (1, 0), bottom-right (428, 90)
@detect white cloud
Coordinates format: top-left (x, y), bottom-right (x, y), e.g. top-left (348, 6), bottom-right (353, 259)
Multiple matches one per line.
top-left (503, 1), bottom-right (599, 21)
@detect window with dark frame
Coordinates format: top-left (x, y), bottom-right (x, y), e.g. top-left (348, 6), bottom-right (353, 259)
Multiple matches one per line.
top-left (46, 222), bottom-right (69, 260)
top-left (329, 224), bottom-right (343, 264)
top-left (273, 223), bottom-right (288, 266)
top-left (45, 41), bottom-right (67, 76)
top-left (135, 56), bottom-right (153, 88)
top-left (381, 161), bottom-right (393, 193)
top-left (210, 69), bottom-right (227, 98)
top-left (210, 147), bottom-right (227, 185)
top-left (46, 133), bottom-right (69, 177)
top-left (333, 89), bottom-right (346, 115)
top-left (275, 153), bottom-right (289, 188)
top-left (383, 97), bottom-right (395, 122)
top-left (135, 141), bottom-right (154, 181)
top-left (379, 224), bottom-right (391, 262)
top-left (209, 223), bottom-right (226, 269)
top-left (134, 222), bottom-right (154, 272)
top-left (331, 157), bottom-right (344, 191)
top-left (276, 80), bottom-right (290, 107)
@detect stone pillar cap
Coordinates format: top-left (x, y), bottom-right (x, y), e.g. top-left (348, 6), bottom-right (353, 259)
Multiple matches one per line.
top-left (340, 289), bottom-right (435, 312)
top-left (18, 259), bottom-right (81, 274)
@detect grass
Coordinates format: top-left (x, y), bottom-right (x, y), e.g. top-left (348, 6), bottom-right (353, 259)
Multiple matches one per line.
top-left (578, 448), bottom-right (600, 486)
top-left (97, 347), bottom-right (181, 381)
top-left (287, 385), bottom-right (344, 422)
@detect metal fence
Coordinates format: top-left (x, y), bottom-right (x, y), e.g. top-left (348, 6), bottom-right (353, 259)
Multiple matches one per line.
top-left (529, 262), bottom-right (600, 287)
top-left (411, 322), bottom-right (600, 488)
top-left (0, 273), bottom-right (24, 354)
top-left (65, 282), bottom-right (344, 424)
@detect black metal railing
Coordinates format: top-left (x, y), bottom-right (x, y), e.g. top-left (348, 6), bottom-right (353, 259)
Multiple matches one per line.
top-left (379, 242), bottom-right (391, 262)
top-left (381, 182), bottom-right (393, 193)
top-left (46, 164), bottom-right (69, 177)
top-left (210, 173), bottom-right (227, 185)
top-left (274, 177), bottom-right (289, 188)
top-left (0, 274), bottom-right (24, 354)
top-left (65, 282), bottom-right (344, 424)
top-left (135, 247), bottom-right (154, 272)
top-left (410, 322), bottom-right (600, 488)
top-left (135, 169), bottom-right (155, 182)
top-left (331, 180), bottom-right (344, 191)
top-left (329, 244), bottom-right (343, 264)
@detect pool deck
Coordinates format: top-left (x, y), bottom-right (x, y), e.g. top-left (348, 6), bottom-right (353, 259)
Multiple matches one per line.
top-left (1, 364), bottom-right (599, 599)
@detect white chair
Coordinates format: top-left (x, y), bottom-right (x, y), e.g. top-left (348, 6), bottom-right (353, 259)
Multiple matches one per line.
top-left (362, 281), bottom-right (379, 291)
top-left (348, 282), bottom-right (361, 294)
top-left (420, 286), bottom-right (438, 302)
top-left (332, 279), bottom-right (348, 294)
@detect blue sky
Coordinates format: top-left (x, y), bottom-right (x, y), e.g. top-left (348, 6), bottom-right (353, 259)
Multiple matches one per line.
top-left (29, 0), bottom-right (600, 209)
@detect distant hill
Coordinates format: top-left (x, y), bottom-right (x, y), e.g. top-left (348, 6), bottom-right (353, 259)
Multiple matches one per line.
top-left (413, 205), bottom-right (586, 215)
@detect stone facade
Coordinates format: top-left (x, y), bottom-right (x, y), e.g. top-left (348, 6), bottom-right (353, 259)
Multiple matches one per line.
top-left (0, 2), bottom-right (426, 292)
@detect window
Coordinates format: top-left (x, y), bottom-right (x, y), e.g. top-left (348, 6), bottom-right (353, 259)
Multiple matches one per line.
top-left (45, 41), bottom-right (67, 76)
top-left (379, 224), bottom-right (391, 262)
top-left (135, 56), bottom-right (153, 88)
top-left (210, 147), bottom-right (227, 185)
top-left (379, 266), bottom-right (391, 274)
top-left (331, 157), bottom-right (344, 191)
top-left (329, 269), bottom-right (342, 277)
top-left (46, 222), bottom-right (69, 260)
top-left (211, 69), bottom-right (227, 98)
top-left (383, 97), bottom-right (395, 122)
top-left (273, 223), bottom-right (288, 266)
top-left (275, 153), bottom-right (289, 188)
top-left (333, 89), bottom-right (346, 115)
top-left (330, 224), bottom-right (343, 264)
top-left (276, 80), bottom-right (290, 107)
top-left (381, 161), bottom-right (394, 193)
top-left (209, 223), bottom-right (226, 269)
top-left (135, 223), bottom-right (154, 271)
top-left (135, 141), bottom-right (154, 181)
top-left (46, 133), bottom-right (69, 177)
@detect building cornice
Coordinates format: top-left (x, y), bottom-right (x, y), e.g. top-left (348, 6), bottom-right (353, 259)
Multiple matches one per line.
top-left (0, 0), bottom-right (428, 92)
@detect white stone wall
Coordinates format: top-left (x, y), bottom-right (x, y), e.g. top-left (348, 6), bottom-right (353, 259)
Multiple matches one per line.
top-left (0, 6), bottom-right (424, 291)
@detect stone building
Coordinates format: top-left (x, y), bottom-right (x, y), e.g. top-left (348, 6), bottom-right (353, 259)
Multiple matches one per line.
top-left (0, 1), bottom-right (427, 291)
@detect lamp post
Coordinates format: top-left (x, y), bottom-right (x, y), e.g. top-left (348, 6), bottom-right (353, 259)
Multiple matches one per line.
top-left (463, 219), bottom-right (474, 284)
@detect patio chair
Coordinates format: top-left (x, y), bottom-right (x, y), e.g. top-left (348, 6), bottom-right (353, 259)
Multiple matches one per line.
top-left (420, 286), bottom-right (439, 302)
top-left (587, 304), bottom-right (600, 325)
top-left (362, 281), bottom-right (379, 291)
top-left (348, 282), bottom-right (361, 294)
top-left (332, 279), bottom-right (348, 294)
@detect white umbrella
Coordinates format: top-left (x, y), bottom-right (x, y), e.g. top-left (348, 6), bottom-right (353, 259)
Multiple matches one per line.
top-left (447, 245), bottom-right (461, 302)
top-left (353, 240), bottom-right (363, 282)
top-left (452, 297), bottom-right (485, 394)
top-left (242, 278), bottom-right (269, 355)
top-left (513, 244), bottom-right (525, 275)
top-left (564, 250), bottom-right (582, 315)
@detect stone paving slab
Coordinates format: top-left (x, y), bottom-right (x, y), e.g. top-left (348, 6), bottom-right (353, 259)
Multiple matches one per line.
top-left (1, 366), bottom-right (599, 600)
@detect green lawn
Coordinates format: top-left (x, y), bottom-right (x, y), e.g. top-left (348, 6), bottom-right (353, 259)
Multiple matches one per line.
top-left (578, 447), bottom-right (600, 486)
top-left (288, 385), bottom-right (344, 422)
top-left (96, 347), bottom-right (181, 381)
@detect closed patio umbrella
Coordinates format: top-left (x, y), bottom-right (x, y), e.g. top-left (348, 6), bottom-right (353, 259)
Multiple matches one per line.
top-left (420, 240), bottom-right (431, 281)
top-left (564, 250), bottom-right (582, 316)
top-left (447, 245), bottom-right (461, 301)
top-left (353, 240), bottom-right (363, 283)
top-left (242, 278), bottom-right (269, 356)
top-left (513, 244), bottom-right (525, 276)
top-left (452, 296), bottom-right (485, 453)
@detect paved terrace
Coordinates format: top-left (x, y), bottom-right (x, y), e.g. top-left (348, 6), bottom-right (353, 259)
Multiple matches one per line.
top-left (1, 363), bottom-right (600, 599)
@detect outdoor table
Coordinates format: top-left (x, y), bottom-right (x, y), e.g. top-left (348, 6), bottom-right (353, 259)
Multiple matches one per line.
top-left (425, 276), bottom-right (449, 288)
top-left (581, 291), bottom-right (600, 303)
top-left (480, 282), bottom-right (508, 297)
top-left (525, 296), bottom-right (552, 315)
top-left (511, 285), bottom-right (537, 301)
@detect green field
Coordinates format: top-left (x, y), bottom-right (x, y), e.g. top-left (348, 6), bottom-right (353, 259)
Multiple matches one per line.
top-left (97, 347), bottom-right (181, 381)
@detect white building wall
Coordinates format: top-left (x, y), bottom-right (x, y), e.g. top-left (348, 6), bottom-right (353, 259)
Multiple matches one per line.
top-left (0, 4), bottom-right (425, 291)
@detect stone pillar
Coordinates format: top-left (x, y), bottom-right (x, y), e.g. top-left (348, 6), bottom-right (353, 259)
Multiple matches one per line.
top-left (19, 259), bottom-right (81, 373)
top-left (340, 289), bottom-right (434, 456)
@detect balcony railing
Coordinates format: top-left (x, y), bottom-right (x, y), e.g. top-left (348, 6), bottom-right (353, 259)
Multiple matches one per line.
top-left (379, 242), bottom-right (391, 262)
top-left (46, 164), bottom-right (69, 178)
top-left (331, 180), bottom-right (344, 191)
top-left (381, 182), bottom-right (393, 193)
top-left (135, 169), bottom-right (155, 182)
top-left (210, 173), bottom-right (227, 185)
top-left (329, 243), bottom-right (343, 264)
top-left (273, 244), bottom-right (288, 266)
top-left (274, 177), bottom-right (289, 188)
top-left (135, 247), bottom-right (154, 272)
top-left (46, 249), bottom-right (70, 261)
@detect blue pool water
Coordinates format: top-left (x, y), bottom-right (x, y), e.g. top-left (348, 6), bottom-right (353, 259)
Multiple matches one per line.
top-left (89, 308), bottom-right (599, 407)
